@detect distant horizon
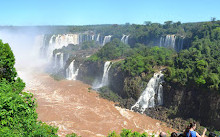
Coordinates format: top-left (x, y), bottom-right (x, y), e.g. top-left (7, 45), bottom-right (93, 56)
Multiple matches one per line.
top-left (0, 20), bottom-right (218, 27)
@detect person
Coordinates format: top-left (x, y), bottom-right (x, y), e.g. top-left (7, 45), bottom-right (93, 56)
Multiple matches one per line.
top-left (183, 123), bottom-right (207, 137)
top-left (171, 132), bottom-right (178, 137)
top-left (159, 132), bottom-right (167, 137)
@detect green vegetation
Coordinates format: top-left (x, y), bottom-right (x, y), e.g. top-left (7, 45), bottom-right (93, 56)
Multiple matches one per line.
top-left (98, 86), bottom-right (122, 102)
top-left (66, 129), bottom-right (154, 137)
top-left (0, 40), bottom-right (17, 82)
top-left (121, 46), bottom-right (174, 76)
top-left (66, 133), bottom-right (81, 137)
top-left (0, 40), bottom-right (58, 136)
top-left (88, 38), bottom-right (130, 61)
top-left (87, 21), bottom-right (220, 92)
top-left (108, 129), bottom-right (149, 137)
top-left (165, 22), bottom-right (220, 91)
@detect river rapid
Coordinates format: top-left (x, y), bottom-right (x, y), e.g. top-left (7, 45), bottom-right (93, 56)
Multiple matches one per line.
top-left (18, 68), bottom-right (175, 137)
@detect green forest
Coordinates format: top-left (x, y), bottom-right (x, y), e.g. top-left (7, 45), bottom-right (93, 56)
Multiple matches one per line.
top-left (87, 20), bottom-right (220, 91)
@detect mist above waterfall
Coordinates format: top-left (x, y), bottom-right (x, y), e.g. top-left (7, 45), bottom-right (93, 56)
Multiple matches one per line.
top-left (0, 28), bottom-right (49, 69)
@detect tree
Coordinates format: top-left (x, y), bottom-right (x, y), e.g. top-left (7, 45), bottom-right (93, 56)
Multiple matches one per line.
top-left (0, 40), bottom-right (58, 136)
top-left (0, 40), bottom-right (17, 82)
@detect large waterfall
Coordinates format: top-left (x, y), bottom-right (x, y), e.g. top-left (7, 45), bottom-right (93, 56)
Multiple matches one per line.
top-left (47, 34), bottom-right (79, 60)
top-left (121, 34), bottom-right (129, 44)
top-left (93, 61), bottom-right (112, 89)
top-left (131, 72), bottom-right (164, 113)
top-left (66, 60), bottom-right (79, 80)
top-left (159, 35), bottom-right (184, 51)
top-left (102, 35), bottom-right (112, 46)
top-left (41, 33), bottom-right (110, 61)
top-left (159, 35), bottom-right (176, 48)
top-left (54, 52), bottom-right (64, 69)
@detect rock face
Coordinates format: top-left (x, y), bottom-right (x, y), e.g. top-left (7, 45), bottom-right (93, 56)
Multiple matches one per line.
top-left (72, 59), bottom-right (220, 130)
top-left (163, 82), bottom-right (220, 130)
top-left (77, 60), bottom-right (104, 85)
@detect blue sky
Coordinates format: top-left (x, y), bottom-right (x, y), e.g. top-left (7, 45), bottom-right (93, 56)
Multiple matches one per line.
top-left (1, 0), bottom-right (220, 25)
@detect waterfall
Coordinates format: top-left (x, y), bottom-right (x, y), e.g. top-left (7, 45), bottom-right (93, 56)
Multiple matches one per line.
top-left (47, 34), bottom-right (79, 61)
top-left (91, 35), bottom-right (95, 41)
top-left (60, 53), bottom-right (64, 68)
top-left (66, 60), bottom-right (79, 80)
top-left (157, 85), bottom-right (163, 105)
top-left (93, 61), bottom-right (112, 89)
top-left (159, 37), bottom-right (163, 47)
top-left (96, 34), bottom-right (100, 42)
top-left (164, 35), bottom-right (176, 48)
top-left (121, 34), bottom-right (129, 44)
top-left (121, 35), bottom-right (126, 42)
top-left (159, 35), bottom-right (185, 52)
top-left (125, 35), bottom-right (129, 44)
top-left (159, 35), bottom-right (176, 48)
top-left (54, 53), bottom-right (58, 68)
top-left (131, 71), bottom-right (164, 113)
top-left (102, 35), bottom-right (112, 46)
top-left (54, 52), bottom-right (64, 69)
top-left (174, 36), bottom-right (185, 52)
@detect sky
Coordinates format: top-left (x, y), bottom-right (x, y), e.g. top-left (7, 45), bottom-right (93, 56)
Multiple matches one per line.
top-left (1, 0), bottom-right (220, 26)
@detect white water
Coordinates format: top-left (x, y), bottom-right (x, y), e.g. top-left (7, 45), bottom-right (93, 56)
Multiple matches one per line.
top-left (60, 53), bottom-right (64, 68)
top-left (93, 61), bottom-right (112, 89)
top-left (131, 72), bottom-right (164, 113)
top-left (102, 35), bottom-right (112, 46)
top-left (54, 52), bottom-right (64, 69)
top-left (47, 34), bottom-right (79, 61)
top-left (96, 34), bottom-right (100, 42)
top-left (121, 34), bottom-right (129, 44)
top-left (160, 35), bottom-right (176, 48)
top-left (125, 35), bottom-right (129, 44)
top-left (159, 35), bottom-right (184, 51)
top-left (66, 60), bottom-right (79, 80)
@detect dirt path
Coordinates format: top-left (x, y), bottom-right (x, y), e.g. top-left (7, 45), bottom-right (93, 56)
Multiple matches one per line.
top-left (19, 70), bottom-right (175, 137)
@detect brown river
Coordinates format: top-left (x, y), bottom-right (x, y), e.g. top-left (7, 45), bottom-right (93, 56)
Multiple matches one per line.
top-left (18, 68), bottom-right (175, 137)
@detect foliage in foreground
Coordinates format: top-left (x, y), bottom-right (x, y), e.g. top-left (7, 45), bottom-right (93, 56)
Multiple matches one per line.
top-left (0, 40), bottom-right (58, 136)
top-left (66, 129), bottom-right (153, 137)
top-left (108, 129), bottom-right (150, 137)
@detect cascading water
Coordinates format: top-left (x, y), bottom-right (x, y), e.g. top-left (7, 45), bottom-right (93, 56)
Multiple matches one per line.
top-left (93, 61), bottom-right (112, 89)
top-left (121, 35), bottom-right (126, 42)
top-left (164, 35), bottom-right (176, 48)
top-left (96, 34), bottom-right (100, 42)
top-left (60, 53), bottom-right (64, 68)
top-left (54, 52), bottom-right (64, 69)
top-left (159, 35), bottom-right (185, 52)
top-left (131, 71), bottom-right (164, 113)
top-left (47, 34), bottom-right (79, 61)
top-left (125, 35), bottom-right (129, 44)
top-left (102, 35), bottom-right (112, 46)
top-left (66, 60), bottom-right (79, 80)
top-left (176, 37), bottom-right (184, 52)
top-left (121, 34), bottom-right (129, 44)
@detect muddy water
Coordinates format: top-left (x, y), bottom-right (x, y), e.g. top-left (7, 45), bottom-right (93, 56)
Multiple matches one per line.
top-left (20, 70), bottom-right (175, 137)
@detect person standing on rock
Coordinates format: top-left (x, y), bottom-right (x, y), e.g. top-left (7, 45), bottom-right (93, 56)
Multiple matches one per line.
top-left (184, 123), bottom-right (207, 137)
